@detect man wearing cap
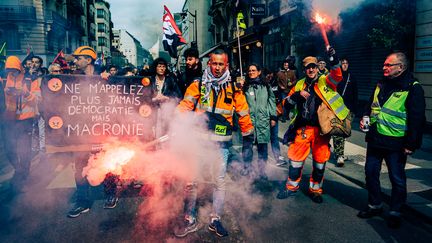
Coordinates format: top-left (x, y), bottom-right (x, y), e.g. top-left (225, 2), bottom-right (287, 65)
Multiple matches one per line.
top-left (277, 47), bottom-right (346, 204)
top-left (67, 46), bottom-right (119, 218)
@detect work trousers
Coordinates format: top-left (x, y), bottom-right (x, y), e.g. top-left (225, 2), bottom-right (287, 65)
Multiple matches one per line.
top-left (3, 119), bottom-right (34, 187)
top-left (285, 126), bottom-right (330, 194)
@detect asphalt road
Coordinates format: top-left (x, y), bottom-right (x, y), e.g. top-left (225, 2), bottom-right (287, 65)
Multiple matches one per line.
top-left (1, 145), bottom-right (432, 243)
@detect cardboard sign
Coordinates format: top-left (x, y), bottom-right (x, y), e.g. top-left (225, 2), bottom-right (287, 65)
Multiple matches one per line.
top-left (41, 75), bottom-right (156, 151)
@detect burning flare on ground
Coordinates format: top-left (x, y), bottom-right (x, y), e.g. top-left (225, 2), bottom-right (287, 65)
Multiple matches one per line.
top-left (83, 145), bottom-right (136, 186)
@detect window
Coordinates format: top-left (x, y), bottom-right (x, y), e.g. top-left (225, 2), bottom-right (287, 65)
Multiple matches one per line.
top-left (97, 23), bottom-right (105, 32)
top-left (98, 37), bottom-right (106, 46)
top-left (97, 9), bottom-right (105, 19)
top-left (0, 24), bottom-right (20, 50)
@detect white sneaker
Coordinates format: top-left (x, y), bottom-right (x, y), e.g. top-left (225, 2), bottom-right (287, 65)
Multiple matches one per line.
top-left (336, 156), bottom-right (345, 167)
top-left (276, 156), bottom-right (287, 166)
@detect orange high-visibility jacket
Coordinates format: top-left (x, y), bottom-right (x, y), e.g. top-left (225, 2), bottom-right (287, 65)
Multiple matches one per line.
top-left (3, 56), bottom-right (41, 120)
top-left (178, 79), bottom-right (253, 141)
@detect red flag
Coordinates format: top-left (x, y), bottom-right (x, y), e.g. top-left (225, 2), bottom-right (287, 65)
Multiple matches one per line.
top-left (52, 49), bottom-right (69, 69)
top-left (162, 5), bottom-right (186, 58)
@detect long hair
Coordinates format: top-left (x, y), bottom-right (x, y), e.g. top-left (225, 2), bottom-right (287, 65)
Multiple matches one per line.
top-left (151, 57), bottom-right (169, 76)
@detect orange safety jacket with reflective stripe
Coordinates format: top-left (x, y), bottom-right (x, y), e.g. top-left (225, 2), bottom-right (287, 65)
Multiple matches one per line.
top-left (177, 79), bottom-right (254, 141)
top-left (3, 56), bottom-right (41, 121)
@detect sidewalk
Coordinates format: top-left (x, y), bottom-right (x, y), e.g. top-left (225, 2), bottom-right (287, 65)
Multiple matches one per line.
top-left (277, 119), bottom-right (432, 223)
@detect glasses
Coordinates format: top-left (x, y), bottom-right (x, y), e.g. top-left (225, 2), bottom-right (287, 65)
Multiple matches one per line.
top-left (51, 70), bottom-right (61, 74)
top-left (383, 63), bottom-right (401, 68)
top-left (305, 64), bottom-right (317, 69)
top-left (248, 70), bottom-right (258, 72)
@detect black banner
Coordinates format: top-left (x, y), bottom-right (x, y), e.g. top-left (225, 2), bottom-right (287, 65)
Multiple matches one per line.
top-left (41, 75), bottom-right (156, 148)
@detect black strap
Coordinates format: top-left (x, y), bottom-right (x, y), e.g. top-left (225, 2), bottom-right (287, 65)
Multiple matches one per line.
top-left (193, 79), bottom-right (202, 111)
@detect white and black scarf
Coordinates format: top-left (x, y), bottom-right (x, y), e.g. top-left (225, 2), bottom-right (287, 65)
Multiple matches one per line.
top-left (201, 67), bottom-right (231, 102)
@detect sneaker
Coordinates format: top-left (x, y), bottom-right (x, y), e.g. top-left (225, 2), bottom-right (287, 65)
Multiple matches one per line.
top-left (67, 205), bottom-right (90, 218)
top-left (208, 219), bottom-right (228, 237)
top-left (104, 195), bottom-right (119, 209)
top-left (310, 192), bottom-right (323, 204)
top-left (276, 189), bottom-right (297, 199)
top-left (276, 156), bottom-right (288, 167)
top-left (174, 217), bottom-right (198, 237)
top-left (336, 156), bottom-right (345, 167)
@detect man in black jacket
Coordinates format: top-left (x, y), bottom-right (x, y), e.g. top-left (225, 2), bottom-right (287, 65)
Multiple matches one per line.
top-left (333, 57), bottom-right (358, 167)
top-left (357, 52), bottom-right (426, 229)
top-left (178, 48), bottom-right (202, 97)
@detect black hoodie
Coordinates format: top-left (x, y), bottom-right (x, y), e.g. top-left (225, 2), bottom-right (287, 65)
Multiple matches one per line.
top-left (364, 71), bottom-right (426, 152)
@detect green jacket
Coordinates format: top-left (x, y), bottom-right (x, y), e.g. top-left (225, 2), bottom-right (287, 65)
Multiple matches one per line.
top-left (244, 82), bottom-right (276, 143)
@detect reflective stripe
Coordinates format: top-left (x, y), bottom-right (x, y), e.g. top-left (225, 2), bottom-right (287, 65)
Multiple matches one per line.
top-left (381, 107), bottom-right (406, 119)
top-left (328, 94), bottom-right (340, 106)
top-left (290, 161), bottom-right (304, 168)
top-left (197, 132), bottom-right (232, 142)
top-left (237, 109), bottom-right (249, 116)
top-left (377, 119), bottom-right (407, 130)
top-left (313, 161), bottom-right (326, 170)
top-left (288, 181), bottom-right (299, 188)
top-left (309, 181), bottom-right (322, 191)
top-left (198, 104), bottom-right (233, 115)
top-left (184, 95), bottom-right (197, 103)
top-left (328, 75), bottom-right (339, 86)
top-left (334, 105), bottom-right (346, 115)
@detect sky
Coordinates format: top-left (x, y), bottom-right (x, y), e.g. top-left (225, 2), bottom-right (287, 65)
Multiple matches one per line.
top-left (108, 0), bottom-right (363, 50)
top-left (109, 0), bottom-right (185, 49)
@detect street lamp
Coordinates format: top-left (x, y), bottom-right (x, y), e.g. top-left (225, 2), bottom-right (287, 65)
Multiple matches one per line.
top-left (181, 9), bottom-right (197, 48)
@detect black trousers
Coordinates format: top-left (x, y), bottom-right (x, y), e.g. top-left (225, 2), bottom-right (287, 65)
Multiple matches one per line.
top-left (365, 146), bottom-right (407, 213)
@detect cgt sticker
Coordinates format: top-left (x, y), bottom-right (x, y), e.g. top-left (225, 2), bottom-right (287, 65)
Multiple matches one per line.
top-left (48, 116), bottom-right (64, 129)
top-left (215, 125), bottom-right (227, 135)
top-left (47, 78), bottom-right (63, 92)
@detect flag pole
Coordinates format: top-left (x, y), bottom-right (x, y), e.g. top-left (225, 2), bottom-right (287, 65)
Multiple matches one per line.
top-left (236, 17), bottom-right (243, 80)
top-left (0, 42), bottom-right (6, 54)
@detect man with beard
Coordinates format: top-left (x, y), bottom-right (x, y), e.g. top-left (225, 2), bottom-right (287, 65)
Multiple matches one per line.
top-left (178, 48), bottom-right (202, 97)
top-left (357, 52), bottom-right (425, 228)
top-left (175, 49), bottom-right (253, 238)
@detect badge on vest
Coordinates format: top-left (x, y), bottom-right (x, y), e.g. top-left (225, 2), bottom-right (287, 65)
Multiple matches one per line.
top-left (215, 125), bottom-right (227, 135)
top-left (249, 91), bottom-right (255, 96)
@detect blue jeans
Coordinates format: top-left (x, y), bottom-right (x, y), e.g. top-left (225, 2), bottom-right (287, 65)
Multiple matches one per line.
top-left (365, 146), bottom-right (407, 213)
top-left (270, 120), bottom-right (281, 160)
top-left (184, 141), bottom-right (230, 220)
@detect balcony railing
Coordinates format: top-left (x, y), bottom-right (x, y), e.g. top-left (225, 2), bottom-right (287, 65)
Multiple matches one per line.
top-left (45, 10), bottom-right (68, 28)
top-left (0, 5), bottom-right (36, 21)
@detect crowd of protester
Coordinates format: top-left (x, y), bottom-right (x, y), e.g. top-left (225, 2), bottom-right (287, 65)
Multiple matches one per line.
top-left (0, 43), bottom-right (426, 237)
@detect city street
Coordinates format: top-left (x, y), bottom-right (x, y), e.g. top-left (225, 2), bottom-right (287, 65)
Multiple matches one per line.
top-left (1, 124), bottom-right (432, 242)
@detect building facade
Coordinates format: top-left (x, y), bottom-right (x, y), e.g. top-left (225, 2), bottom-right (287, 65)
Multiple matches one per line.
top-left (181, 0), bottom-right (213, 57)
top-left (95, 0), bottom-right (112, 63)
top-left (0, 0), bottom-right (96, 64)
top-left (414, 0), bottom-right (432, 123)
top-left (113, 29), bottom-right (146, 67)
